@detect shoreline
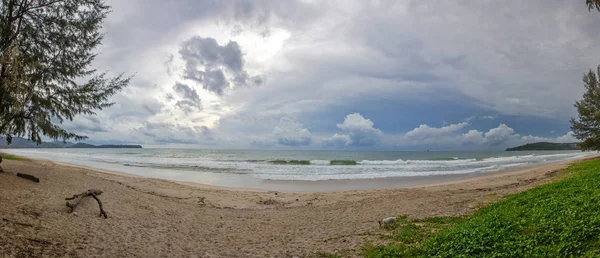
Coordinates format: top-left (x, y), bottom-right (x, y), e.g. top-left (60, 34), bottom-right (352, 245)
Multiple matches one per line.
top-left (1, 151), bottom-right (597, 192)
top-left (1, 153), bottom-right (597, 256)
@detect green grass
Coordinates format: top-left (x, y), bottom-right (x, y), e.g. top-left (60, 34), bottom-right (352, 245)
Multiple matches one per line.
top-left (1, 154), bottom-right (24, 161)
top-left (359, 158), bottom-right (600, 257)
top-left (330, 160), bottom-right (357, 165)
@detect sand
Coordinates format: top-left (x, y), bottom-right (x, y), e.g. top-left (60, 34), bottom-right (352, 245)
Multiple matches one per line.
top-left (0, 154), bottom-right (596, 257)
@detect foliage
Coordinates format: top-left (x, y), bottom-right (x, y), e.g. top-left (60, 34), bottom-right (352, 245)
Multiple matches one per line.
top-left (570, 66), bottom-right (600, 150)
top-left (505, 142), bottom-right (580, 151)
top-left (1, 154), bottom-right (23, 160)
top-left (364, 158), bottom-right (600, 257)
top-left (362, 215), bottom-right (464, 258)
top-left (0, 0), bottom-right (131, 145)
top-left (587, 0), bottom-right (600, 11)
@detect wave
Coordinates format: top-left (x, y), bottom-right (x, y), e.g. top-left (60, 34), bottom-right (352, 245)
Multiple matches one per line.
top-left (268, 160), bottom-right (310, 165)
top-left (330, 160), bottom-right (357, 165)
top-left (178, 152), bottom-right (591, 168)
top-left (122, 163), bottom-right (249, 174)
top-left (4, 148), bottom-right (594, 182)
top-left (265, 159), bottom-right (358, 165)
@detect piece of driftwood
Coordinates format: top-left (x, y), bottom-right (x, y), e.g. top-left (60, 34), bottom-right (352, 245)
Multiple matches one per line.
top-left (65, 189), bottom-right (108, 218)
top-left (16, 173), bottom-right (39, 183)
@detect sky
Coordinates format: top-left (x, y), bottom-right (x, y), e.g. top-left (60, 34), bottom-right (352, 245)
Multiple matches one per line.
top-left (61, 0), bottom-right (600, 150)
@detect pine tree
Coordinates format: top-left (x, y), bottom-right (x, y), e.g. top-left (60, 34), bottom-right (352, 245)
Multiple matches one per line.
top-left (570, 66), bottom-right (600, 151)
top-left (588, 0), bottom-right (600, 11)
top-left (0, 0), bottom-right (130, 144)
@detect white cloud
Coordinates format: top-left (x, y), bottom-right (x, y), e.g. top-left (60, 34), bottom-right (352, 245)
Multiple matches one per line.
top-left (481, 115), bottom-right (497, 120)
top-left (322, 133), bottom-right (351, 148)
top-left (405, 122), bottom-right (468, 139)
top-left (273, 117), bottom-right (312, 146)
top-left (483, 124), bottom-right (518, 146)
top-left (324, 113), bottom-right (383, 147)
top-left (520, 131), bottom-right (577, 144)
top-left (396, 123), bottom-right (577, 150)
top-left (132, 122), bottom-right (214, 145)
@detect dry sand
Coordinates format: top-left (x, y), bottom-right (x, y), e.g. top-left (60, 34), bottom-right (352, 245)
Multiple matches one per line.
top-left (0, 154), bottom-right (596, 257)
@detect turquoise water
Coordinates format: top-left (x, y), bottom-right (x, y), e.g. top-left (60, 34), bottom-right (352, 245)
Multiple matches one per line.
top-left (4, 149), bottom-right (594, 184)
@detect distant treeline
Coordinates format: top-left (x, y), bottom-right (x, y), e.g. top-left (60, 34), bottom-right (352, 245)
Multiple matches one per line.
top-left (506, 142), bottom-right (579, 151)
top-left (0, 137), bottom-right (142, 149)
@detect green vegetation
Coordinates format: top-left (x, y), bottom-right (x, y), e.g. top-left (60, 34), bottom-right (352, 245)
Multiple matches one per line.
top-left (588, 0), bottom-right (600, 11)
top-left (268, 160), bottom-right (310, 165)
top-left (0, 137), bottom-right (142, 149)
top-left (362, 216), bottom-right (465, 257)
top-left (571, 65), bottom-right (600, 151)
top-left (505, 142), bottom-right (580, 151)
top-left (0, 0), bottom-right (131, 145)
top-left (358, 158), bottom-right (600, 257)
top-left (1, 154), bottom-right (24, 161)
top-left (330, 160), bottom-right (357, 165)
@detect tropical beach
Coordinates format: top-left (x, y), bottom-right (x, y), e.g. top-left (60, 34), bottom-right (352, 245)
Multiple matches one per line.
top-left (0, 153), bottom-right (597, 257)
top-left (5, 0), bottom-right (600, 257)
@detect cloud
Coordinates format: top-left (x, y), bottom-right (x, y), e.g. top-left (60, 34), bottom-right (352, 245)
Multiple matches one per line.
top-left (133, 122), bottom-right (214, 144)
top-left (68, 0), bottom-right (596, 148)
top-left (179, 36), bottom-right (263, 95)
top-left (172, 82), bottom-right (202, 113)
top-left (322, 133), bottom-right (351, 148)
top-left (273, 117), bottom-right (312, 146)
top-left (405, 122), bottom-right (468, 140)
top-left (62, 116), bottom-right (109, 134)
top-left (481, 116), bottom-right (497, 120)
top-left (324, 113), bottom-right (383, 147)
top-left (397, 122), bottom-right (576, 150)
top-left (484, 124), bottom-right (517, 146)
top-left (520, 131), bottom-right (577, 144)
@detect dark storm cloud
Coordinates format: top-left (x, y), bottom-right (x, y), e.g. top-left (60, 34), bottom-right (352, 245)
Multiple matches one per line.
top-left (179, 36), bottom-right (263, 95)
top-left (134, 122), bottom-right (214, 144)
top-left (172, 82), bottom-right (202, 113)
top-left (62, 116), bottom-right (109, 134)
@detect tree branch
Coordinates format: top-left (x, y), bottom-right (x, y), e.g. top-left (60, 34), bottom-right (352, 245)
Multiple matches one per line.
top-left (27, 0), bottom-right (64, 11)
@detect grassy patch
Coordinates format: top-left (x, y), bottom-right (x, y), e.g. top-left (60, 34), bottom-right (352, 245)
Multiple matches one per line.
top-left (330, 160), bottom-right (357, 165)
top-left (1, 154), bottom-right (24, 161)
top-left (362, 158), bottom-right (600, 257)
top-left (360, 215), bottom-right (464, 257)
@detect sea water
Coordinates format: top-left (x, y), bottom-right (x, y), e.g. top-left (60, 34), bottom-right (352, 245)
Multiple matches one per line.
top-left (3, 149), bottom-right (595, 191)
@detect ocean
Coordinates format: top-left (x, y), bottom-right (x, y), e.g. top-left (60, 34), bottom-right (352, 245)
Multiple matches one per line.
top-left (3, 149), bottom-right (595, 191)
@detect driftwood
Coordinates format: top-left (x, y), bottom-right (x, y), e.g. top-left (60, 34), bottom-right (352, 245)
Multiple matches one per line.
top-left (65, 189), bottom-right (108, 218)
top-left (16, 173), bottom-right (39, 183)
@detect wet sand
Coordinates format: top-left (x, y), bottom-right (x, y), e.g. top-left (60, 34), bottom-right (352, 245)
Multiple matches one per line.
top-left (0, 154), bottom-right (596, 257)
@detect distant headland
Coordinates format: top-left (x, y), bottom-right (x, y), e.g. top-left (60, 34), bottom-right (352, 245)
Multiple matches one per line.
top-left (0, 137), bottom-right (142, 149)
top-left (506, 142), bottom-right (579, 151)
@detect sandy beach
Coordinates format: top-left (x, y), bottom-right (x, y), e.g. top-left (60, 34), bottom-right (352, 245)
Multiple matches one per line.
top-left (0, 154), bottom-right (596, 257)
